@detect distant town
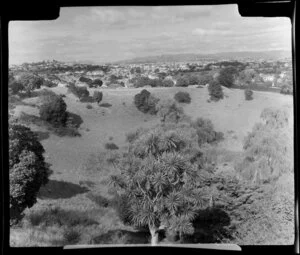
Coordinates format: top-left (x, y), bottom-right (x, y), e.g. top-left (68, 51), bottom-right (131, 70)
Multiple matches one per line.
top-left (9, 54), bottom-right (293, 95)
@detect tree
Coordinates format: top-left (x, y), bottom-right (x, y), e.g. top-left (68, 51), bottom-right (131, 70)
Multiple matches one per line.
top-left (39, 94), bottom-right (68, 126)
top-left (191, 118), bottom-right (223, 146)
top-left (156, 99), bottom-right (187, 123)
top-left (208, 80), bottom-right (224, 101)
top-left (93, 91), bottom-right (103, 104)
top-left (174, 91), bottom-right (191, 104)
top-left (134, 89), bottom-right (160, 114)
top-left (176, 77), bottom-right (189, 87)
top-left (9, 81), bottom-right (24, 95)
top-left (162, 79), bottom-right (174, 87)
top-left (9, 123), bottom-right (50, 225)
top-left (218, 67), bottom-right (236, 88)
top-left (235, 108), bottom-right (293, 184)
top-left (109, 124), bottom-right (211, 245)
top-left (188, 75), bottom-right (200, 85)
top-left (91, 79), bottom-right (103, 87)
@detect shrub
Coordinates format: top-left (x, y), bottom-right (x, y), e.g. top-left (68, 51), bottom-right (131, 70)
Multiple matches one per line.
top-left (9, 124), bottom-right (50, 225)
top-left (99, 103), bottom-right (112, 108)
top-left (18, 73), bottom-right (44, 91)
top-left (39, 94), bottom-right (68, 126)
top-left (93, 91), bottom-right (103, 104)
top-left (9, 81), bottom-right (24, 95)
top-left (208, 80), bottom-right (224, 101)
top-left (156, 99), bottom-right (187, 123)
top-left (217, 67), bottom-right (237, 88)
top-left (88, 79), bottom-right (103, 88)
top-left (162, 79), bottom-right (174, 87)
top-left (188, 75), bottom-right (200, 85)
top-left (63, 229), bottom-right (81, 245)
top-left (86, 104), bottom-right (93, 109)
top-left (176, 76), bottom-right (189, 87)
top-left (280, 85), bottom-right (293, 95)
top-left (43, 80), bottom-right (57, 88)
top-left (244, 89), bottom-right (253, 100)
top-left (134, 89), bottom-right (159, 114)
top-left (236, 108), bottom-right (292, 184)
top-left (191, 118), bottom-right (224, 146)
top-left (174, 91), bottom-right (191, 103)
top-left (79, 76), bottom-right (92, 84)
top-left (105, 143), bottom-right (119, 150)
top-left (79, 96), bottom-right (94, 103)
top-left (67, 83), bottom-right (89, 99)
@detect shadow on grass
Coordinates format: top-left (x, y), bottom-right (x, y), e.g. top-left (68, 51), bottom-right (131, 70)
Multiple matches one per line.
top-left (26, 207), bottom-right (98, 227)
top-left (89, 229), bottom-right (150, 244)
top-left (18, 112), bottom-right (81, 137)
top-left (38, 180), bottom-right (89, 199)
top-left (183, 207), bottom-right (231, 243)
top-left (34, 130), bottom-right (50, 141)
top-left (67, 112), bottom-right (83, 128)
top-left (99, 103), bottom-right (112, 108)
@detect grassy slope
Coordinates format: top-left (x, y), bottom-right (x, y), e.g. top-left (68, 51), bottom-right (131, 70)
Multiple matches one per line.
top-left (10, 85), bottom-right (293, 246)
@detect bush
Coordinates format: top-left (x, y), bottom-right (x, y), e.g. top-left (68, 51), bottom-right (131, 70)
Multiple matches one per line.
top-left (134, 89), bottom-right (159, 114)
top-left (86, 104), bottom-right (93, 109)
top-left (188, 75), bottom-right (200, 85)
top-left (217, 67), bottom-right (236, 88)
top-left (244, 89), bottom-right (253, 100)
top-left (191, 118), bottom-right (224, 146)
top-left (79, 76), bottom-right (92, 84)
top-left (156, 99), bottom-right (187, 123)
top-left (174, 91), bottom-right (191, 103)
top-left (67, 83), bottom-right (90, 99)
top-left (105, 143), bottom-right (119, 150)
top-left (79, 96), bottom-right (94, 103)
top-left (39, 94), bottom-right (68, 126)
top-left (162, 79), bottom-right (174, 87)
top-left (208, 80), bottom-right (224, 101)
top-left (9, 81), bottom-right (24, 95)
top-left (63, 229), bottom-right (81, 245)
top-left (280, 85), bottom-right (293, 95)
top-left (43, 80), bottom-right (57, 88)
top-left (93, 91), bottom-right (103, 104)
top-left (91, 79), bottom-right (103, 87)
top-left (176, 76), bottom-right (189, 87)
top-left (9, 124), bottom-right (50, 225)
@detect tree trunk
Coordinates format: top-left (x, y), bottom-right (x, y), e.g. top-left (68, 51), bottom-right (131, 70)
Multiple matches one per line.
top-left (149, 226), bottom-right (159, 246)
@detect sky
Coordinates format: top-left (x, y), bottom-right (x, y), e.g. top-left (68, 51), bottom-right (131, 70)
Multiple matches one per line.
top-left (9, 5), bottom-right (292, 65)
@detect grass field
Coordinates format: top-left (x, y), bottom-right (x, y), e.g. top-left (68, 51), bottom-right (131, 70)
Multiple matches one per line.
top-left (10, 85), bottom-right (294, 246)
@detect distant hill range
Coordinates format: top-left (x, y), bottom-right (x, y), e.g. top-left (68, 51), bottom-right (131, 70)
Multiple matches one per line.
top-left (115, 50), bottom-right (291, 64)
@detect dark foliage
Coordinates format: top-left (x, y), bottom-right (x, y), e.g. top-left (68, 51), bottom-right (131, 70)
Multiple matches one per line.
top-left (134, 89), bottom-right (160, 114)
top-left (217, 67), bottom-right (237, 88)
top-left (162, 79), bottom-right (174, 87)
top-left (39, 94), bottom-right (68, 126)
top-left (244, 89), bottom-right (254, 100)
top-left (208, 80), bottom-right (224, 101)
top-left (105, 143), bottom-right (119, 150)
top-left (191, 118), bottom-right (224, 146)
top-left (174, 91), bottom-right (191, 103)
top-left (176, 76), bottom-right (189, 87)
top-left (9, 81), bottom-right (24, 95)
top-left (9, 124), bottom-right (50, 225)
top-left (93, 91), bottom-right (103, 104)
